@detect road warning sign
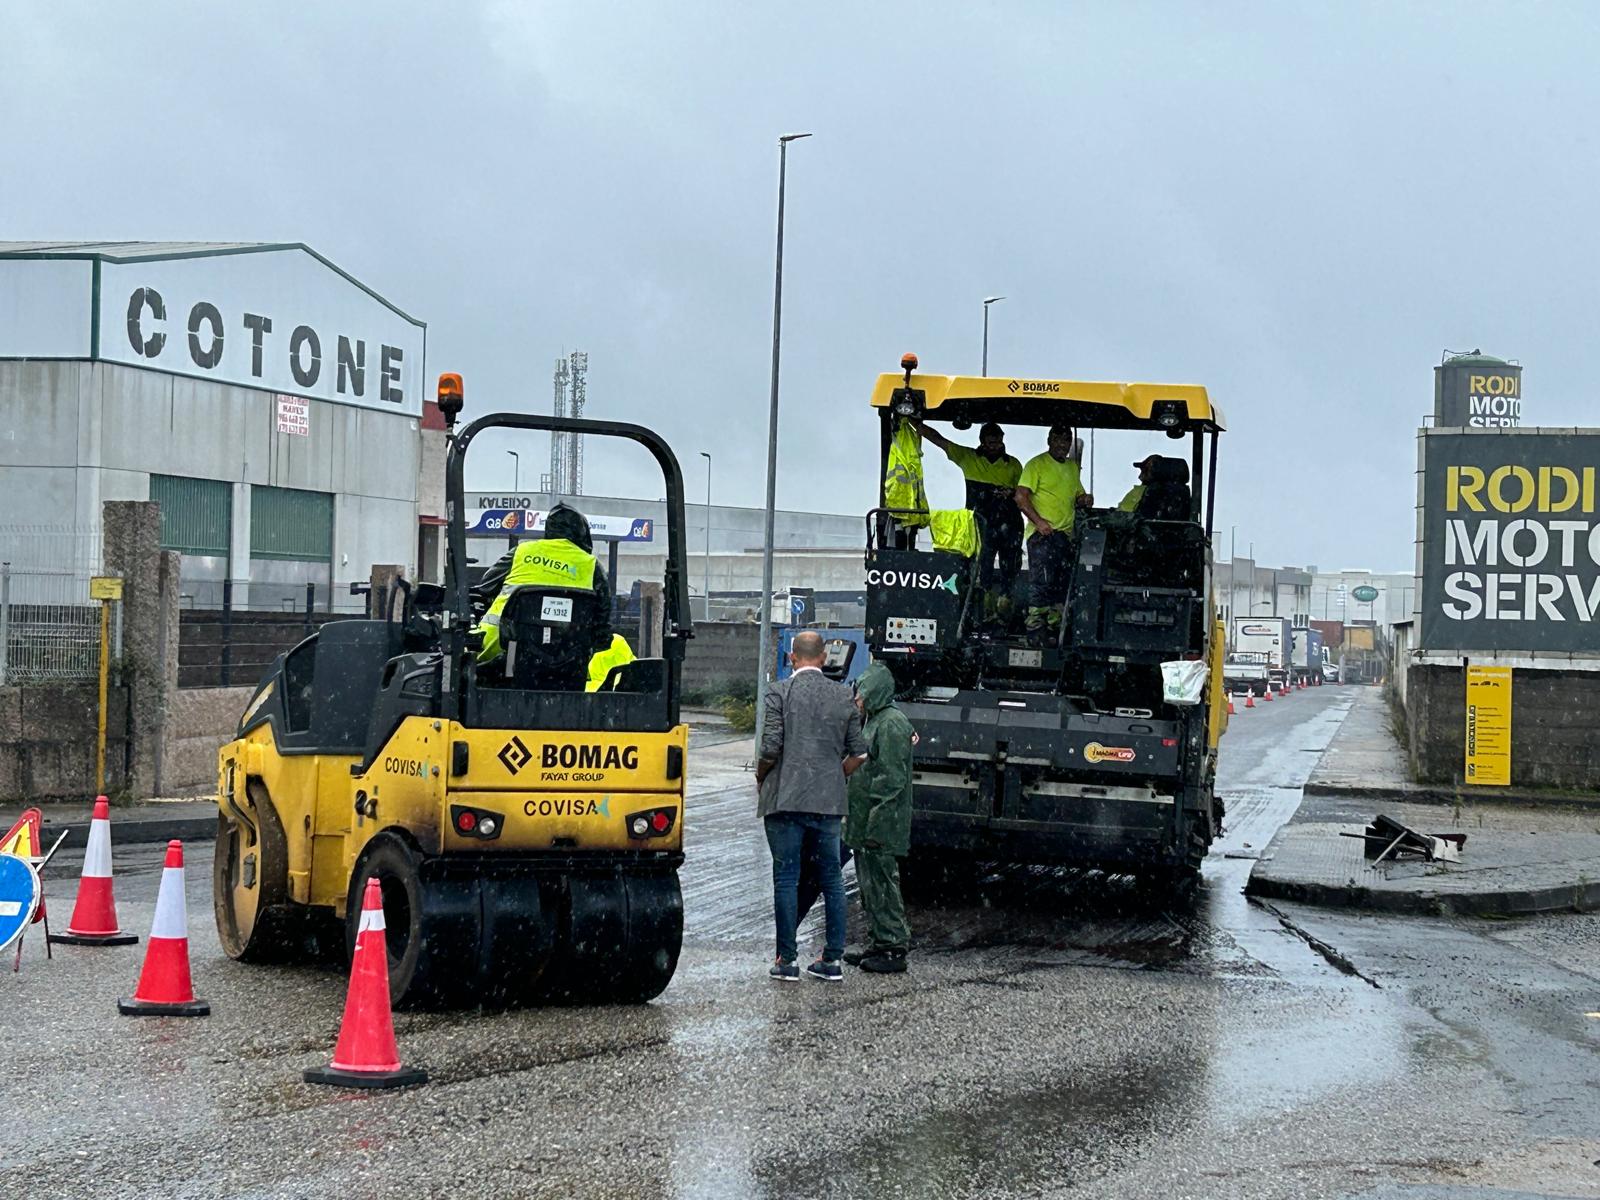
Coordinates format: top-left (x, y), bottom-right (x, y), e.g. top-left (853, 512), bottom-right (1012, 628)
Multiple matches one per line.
top-left (0, 853), bottom-right (41, 953)
top-left (0, 808), bottom-right (42, 858)
top-left (1464, 664), bottom-right (1513, 786)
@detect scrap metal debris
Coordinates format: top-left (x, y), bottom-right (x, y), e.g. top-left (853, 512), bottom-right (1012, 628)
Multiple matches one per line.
top-left (1340, 814), bottom-right (1467, 865)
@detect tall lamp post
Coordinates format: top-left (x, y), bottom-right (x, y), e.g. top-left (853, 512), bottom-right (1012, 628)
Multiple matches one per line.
top-left (699, 450), bottom-right (712, 622)
top-left (756, 132), bottom-right (811, 746)
top-left (506, 450), bottom-right (520, 493)
top-left (981, 295), bottom-right (1005, 376)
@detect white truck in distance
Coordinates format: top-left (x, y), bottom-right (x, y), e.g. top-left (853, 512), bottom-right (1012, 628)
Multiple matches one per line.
top-left (1230, 616), bottom-right (1293, 691)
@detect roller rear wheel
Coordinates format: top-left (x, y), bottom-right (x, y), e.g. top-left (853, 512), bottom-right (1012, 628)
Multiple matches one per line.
top-left (532, 870), bottom-right (683, 1005)
top-left (346, 834), bottom-right (481, 1009)
top-left (345, 838), bottom-right (683, 1008)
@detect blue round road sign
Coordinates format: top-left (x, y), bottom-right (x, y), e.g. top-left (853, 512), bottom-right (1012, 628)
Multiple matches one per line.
top-left (0, 853), bottom-right (40, 952)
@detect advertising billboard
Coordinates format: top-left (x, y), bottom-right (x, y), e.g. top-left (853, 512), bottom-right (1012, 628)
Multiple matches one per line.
top-left (1418, 429), bottom-right (1600, 653)
top-left (466, 508), bottom-right (654, 542)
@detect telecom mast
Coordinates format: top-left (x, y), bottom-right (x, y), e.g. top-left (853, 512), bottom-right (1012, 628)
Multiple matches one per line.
top-left (567, 351), bottom-right (588, 496)
top-left (549, 357), bottom-right (570, 496)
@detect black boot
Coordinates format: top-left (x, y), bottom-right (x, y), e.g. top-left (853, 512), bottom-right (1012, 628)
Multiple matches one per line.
top-left (858, 948), bottom-right (908, 974)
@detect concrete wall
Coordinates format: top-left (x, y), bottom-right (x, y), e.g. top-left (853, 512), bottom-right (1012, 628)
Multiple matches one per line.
top-left (1391, 621), bottom-right (1414, 706)
top-left (0, 683), bottom-right (130, 802)
top-left (1407, 663), bottom-right (1600, 789)
top-left (162, 685), bottom-right (252, 796)
top-left (682, 621), bottom-right (764, 695)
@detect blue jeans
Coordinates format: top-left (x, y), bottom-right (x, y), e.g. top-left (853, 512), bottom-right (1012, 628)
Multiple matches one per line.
top-left (765, 813), bottom-right (846, 962)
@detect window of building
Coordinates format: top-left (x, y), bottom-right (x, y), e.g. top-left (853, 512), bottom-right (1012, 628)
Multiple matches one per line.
top-left (251, 486), bottom-right (333, 562)
top-left (151, 474), bottom-right (231, 557)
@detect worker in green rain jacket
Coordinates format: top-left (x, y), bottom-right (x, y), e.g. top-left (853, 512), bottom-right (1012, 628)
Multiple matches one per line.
top-left (843, 662), bottom-right (915, 974)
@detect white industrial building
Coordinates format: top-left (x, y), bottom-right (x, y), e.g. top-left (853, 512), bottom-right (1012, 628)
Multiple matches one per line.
top-left (0, 242), bottom-right (431, 609)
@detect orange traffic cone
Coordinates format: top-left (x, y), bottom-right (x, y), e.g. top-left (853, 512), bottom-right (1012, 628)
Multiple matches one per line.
top-left (304, 877), bottom-right (426, 1089)
top-left (1245, 689), bottom-right (1255, 708)
top-left (119, 841), bottom-right (208, 1016)
top-left (1227, 694), bottom-right (1236, 715)
top-left (51, 797), bottom-right (137, 947)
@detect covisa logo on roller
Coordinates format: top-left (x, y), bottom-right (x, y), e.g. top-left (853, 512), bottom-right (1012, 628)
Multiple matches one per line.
top-left (866, 568), bottom-right (959, 594)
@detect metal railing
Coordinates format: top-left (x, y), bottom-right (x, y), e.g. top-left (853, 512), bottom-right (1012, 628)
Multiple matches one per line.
top-left (0, 565), bottom-right (106, 684)
top-left (179, 580), bottom-right (340, 688)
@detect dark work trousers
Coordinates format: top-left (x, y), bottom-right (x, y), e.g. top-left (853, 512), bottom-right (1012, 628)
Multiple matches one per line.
top-left (975, 510), bottom-right (1023, 605)
top-left (1026, 529), bottom-right (1076, 628)
top-left (854, 846), bottom-right (910, 953)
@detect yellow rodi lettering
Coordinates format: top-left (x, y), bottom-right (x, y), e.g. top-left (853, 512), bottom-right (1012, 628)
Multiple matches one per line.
top-left (1537, 466), bottom-right (1581, 512)
top-left (1488, 465), bottom-right (1535, 512)
top-left (1448, 466), bottom-right (1483, 512)
top-left (1448, 464), bottom-right (1596, 514)
top-left (1468, 374), bottom-right (1519, 396)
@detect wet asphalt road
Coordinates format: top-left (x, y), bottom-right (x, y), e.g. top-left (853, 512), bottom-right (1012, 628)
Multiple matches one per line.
top-left (6, 690), bottom-right (1600, 1199)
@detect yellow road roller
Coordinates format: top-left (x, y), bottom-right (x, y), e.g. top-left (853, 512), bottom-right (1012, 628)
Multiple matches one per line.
top-left (214, 375), bottom-right (693, 1006)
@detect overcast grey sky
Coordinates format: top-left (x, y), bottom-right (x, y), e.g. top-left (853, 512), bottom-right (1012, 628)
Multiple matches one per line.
top-left (5, 2), bottom-right (1597, 572)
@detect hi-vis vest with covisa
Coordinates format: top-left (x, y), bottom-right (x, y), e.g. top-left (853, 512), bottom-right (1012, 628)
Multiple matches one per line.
top-left (478, 538), bottom-right (597, 661)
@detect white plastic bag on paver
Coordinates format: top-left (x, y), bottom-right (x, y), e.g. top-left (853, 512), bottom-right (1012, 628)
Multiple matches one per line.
top-left (1160, 659), bottom-right (1208, 706)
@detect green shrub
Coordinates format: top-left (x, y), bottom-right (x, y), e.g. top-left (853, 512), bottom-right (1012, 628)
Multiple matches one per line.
top-left (722, 698), bottom-right (757, 734)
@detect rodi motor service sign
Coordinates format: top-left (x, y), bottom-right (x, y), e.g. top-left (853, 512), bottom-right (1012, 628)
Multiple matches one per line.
top-left (1418, 429), bottom-right (1600, 653)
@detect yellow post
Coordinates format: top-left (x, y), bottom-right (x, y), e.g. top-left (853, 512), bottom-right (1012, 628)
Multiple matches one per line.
top-left (96, 600), bottom-right (109, 793)
top-left (88, 577), bottom-right (124, 795)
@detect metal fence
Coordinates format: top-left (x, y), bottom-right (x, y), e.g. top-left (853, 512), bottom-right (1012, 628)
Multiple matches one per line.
top-left (179, 580), bottom-right (337, 688)
top-left (0, 527), bottom-right (108, 685)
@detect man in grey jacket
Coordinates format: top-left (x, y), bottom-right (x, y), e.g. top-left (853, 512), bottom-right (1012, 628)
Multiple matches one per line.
top-left (756, 630), bottom-right (868, 982)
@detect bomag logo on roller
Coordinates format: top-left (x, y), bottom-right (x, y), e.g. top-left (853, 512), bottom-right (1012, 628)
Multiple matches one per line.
top-left (1084, 742), bottom-right (1137, 764)
top-left (537, 742), bottom-right (643, 784)
top-left (541, 744), bottom-right (640, 771)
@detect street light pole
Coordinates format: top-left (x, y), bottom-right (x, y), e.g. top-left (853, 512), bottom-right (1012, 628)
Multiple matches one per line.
top-left (756, 132), bottom-right (811, 747)
top-left (699, 450), bottom-right (712, 623)
top-left (981, 295), bottom-right (1005, 376)
top-left (507, 450), bottom-right (520, 494)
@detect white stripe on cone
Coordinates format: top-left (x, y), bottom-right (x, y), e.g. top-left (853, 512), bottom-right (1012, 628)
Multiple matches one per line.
top-left (149, 865), bottom-right (188, 940)
top-left (357, 904), bottom-right (386, 935)
top-left (81, 816), bottom-right (113, 879)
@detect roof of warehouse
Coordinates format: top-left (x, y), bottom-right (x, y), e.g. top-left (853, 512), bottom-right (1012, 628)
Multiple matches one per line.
top-left (0, 241), bottom-right (422, 324)
top-left (0, 241), bottom-right (279, 257)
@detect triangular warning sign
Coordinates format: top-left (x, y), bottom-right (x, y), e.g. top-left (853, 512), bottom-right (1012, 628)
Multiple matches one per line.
top-left (0, 808), bottom-right (43, 860)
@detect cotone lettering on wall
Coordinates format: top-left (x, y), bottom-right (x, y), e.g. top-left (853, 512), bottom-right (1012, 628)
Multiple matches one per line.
top-left (123, 286), bottom-right (405, 405)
